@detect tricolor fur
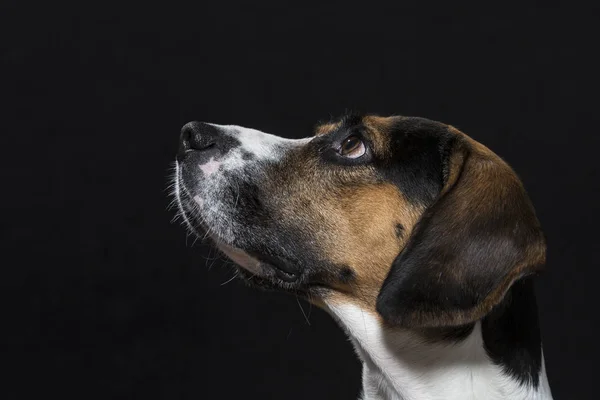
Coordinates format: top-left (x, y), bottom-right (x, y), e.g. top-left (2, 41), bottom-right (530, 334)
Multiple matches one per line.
top-left (171, 114), bottom-right (553, 400)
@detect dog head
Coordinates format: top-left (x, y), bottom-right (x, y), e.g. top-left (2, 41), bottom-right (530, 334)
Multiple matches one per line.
top-left (173, 114), bottom-right (545, 328)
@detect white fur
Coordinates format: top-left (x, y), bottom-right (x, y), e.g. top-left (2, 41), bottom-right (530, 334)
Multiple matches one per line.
top-left (324, 302), bottom-right (553, 400)
top-left (173, 162), bottom-right (198, 236)
top-left (208, 123), bottom-right (311, 170)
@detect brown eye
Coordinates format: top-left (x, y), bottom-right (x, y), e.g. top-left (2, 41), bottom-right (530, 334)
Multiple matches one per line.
top-left (339, 136), bottom-right (366, 158)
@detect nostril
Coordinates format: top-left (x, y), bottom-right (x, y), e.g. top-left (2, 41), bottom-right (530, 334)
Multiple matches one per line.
top-left (180, 129), bottom-right (192, 151)
top-left (195, 141), bottom-right (216, 151)
top-left (189, 132), bottom-right (215, 151)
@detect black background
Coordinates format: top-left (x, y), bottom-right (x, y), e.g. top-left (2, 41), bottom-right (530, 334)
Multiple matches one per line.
top-left (3, 1), bottom-right (599, 399)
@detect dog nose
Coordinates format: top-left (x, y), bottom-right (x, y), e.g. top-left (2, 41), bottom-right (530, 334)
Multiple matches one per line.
top-left (179, 121), bottom-right (219, 156)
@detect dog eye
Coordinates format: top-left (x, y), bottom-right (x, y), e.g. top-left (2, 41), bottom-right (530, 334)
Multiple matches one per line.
top-left (339, 136), bottom-right (366, 158)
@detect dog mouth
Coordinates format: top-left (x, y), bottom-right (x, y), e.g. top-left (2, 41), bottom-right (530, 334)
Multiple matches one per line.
top-left (212, 240), bottom-right (328, 295)
top-left (248, 251), bottom-right (302, 283)
top-left (174, 163), bottom-right (327, 294)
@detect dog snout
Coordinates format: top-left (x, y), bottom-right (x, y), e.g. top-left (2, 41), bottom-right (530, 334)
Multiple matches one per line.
top-left (178, 121), bottom-right (221, 159)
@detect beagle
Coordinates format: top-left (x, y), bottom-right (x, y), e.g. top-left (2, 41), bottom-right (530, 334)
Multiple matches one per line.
top-left (172, 113), bottom-right (553, 400)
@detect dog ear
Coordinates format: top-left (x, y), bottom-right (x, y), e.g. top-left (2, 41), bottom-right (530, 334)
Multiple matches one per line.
top-left (376, 132), bottom-right (546, 328)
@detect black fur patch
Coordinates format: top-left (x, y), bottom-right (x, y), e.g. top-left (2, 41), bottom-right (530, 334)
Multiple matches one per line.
top-left (395, 224), bottom-right (405, 238)
top-left (338, 266), bottom-right (356, 284)
top-left (482, 277), bottom-right (542, 387)
top-left (340, 111), bottom-right (364, 128)
top-left (419, 323), bottom-right (475, 343)
top-left (379, 117), bottom-right (457, 206)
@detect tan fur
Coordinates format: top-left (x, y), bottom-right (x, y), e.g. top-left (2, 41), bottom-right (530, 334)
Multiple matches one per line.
top-left (265, 160), bottom-right (423, 309)
top-left (312, 122), bottom-right (543, 322)
top-left (315, 121), bottom-right (342, 136)
top-left (265, 117), bottom-right (427, 309)
top-left (324, 184), bottom-right (423, 309)
top-left (362, 115), bottom-right (395, 157)
top-left (456, 137), bottom-right (546, 323)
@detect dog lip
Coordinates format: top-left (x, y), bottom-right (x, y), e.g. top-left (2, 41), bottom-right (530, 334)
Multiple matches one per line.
top-left (271, 265), bottom-right (299, 282)
top-left (248, 251), bottom-right (302, 282)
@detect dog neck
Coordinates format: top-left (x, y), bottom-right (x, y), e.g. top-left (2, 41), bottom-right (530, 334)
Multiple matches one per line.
top-left (324, 279), bottom-right (553, 400)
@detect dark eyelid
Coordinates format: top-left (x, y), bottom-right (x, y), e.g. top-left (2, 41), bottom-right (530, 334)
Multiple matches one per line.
top-left (315, 127), bottom-right (373, 165)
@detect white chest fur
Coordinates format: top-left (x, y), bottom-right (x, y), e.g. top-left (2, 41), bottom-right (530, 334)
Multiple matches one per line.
top-left (324, 302), bottom-right (553, 400)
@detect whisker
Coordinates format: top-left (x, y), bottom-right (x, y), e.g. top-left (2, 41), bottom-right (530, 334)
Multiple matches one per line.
top-left (220, 270), bottom-right (240, 286)
top-left (295, 296), bottom-right (311, 326)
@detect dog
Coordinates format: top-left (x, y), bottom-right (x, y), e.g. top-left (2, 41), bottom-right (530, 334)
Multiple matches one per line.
top-left (172, 113), bottom-right (553, 400)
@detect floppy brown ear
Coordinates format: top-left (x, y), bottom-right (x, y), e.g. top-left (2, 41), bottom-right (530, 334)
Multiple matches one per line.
top-left (376, 132), bottom-right (546, 328)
